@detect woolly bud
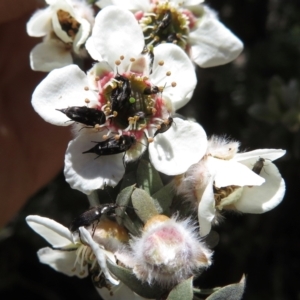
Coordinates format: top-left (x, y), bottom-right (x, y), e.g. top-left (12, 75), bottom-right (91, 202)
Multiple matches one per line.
top-left (93, 219), bottom-right (129, 253)
top-left (126, 215), bottom-right (212, 287)
top-left (207, 135), bottom-right (240, 160)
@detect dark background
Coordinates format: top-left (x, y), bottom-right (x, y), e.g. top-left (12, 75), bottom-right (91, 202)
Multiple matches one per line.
top-left (1, 0), bottom-right (300, 299)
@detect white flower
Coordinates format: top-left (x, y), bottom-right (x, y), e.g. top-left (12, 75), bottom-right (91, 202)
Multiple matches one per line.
top-left (32, 7), bottom-right (207, 194)
top-left (174, 136), bottom-right (286, 236)
top-left (27, 0), bottom-right (94, 72)
top-left (25, 215), bottom-right (119, 285)
top-left (116, 214), bottom-right (212, 287)
top-left (96, 0), bottom-right (243, 68)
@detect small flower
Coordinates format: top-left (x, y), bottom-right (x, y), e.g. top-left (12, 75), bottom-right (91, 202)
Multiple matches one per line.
top-left (96, 0), bottom-right (243, 68)
top-left (116, 215), bottom-right (212, 287)
top-left (27, 0), bottom-right (94, 72)
top-left (174, 136), bottom-right (286, 236)
top-left (32, 7), bottom-right (207, 194)
top-left (26, 215), bottom-right (121, 285)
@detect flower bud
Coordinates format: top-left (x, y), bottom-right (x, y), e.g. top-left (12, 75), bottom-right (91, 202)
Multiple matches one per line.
top-left (93, 219), bottom-right (129, 253)
top-left (125, 215), bottom-right (212, 287)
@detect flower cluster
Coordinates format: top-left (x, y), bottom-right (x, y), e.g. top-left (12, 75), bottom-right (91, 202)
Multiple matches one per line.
top-left (26, 1), bottom-right (286, 300)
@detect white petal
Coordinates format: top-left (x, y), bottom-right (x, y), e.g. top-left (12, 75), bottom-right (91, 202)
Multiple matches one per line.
top-left (87, 61), bottom-right (113, 90)
top-left (208, 157), bottom-right (265, 187)
top-left (235, 163), bottom-right (286, 213)
top-left (32, 65), bottom-right (98, 126)
top-left (96, 0), bottom-right (113, 9)
top-left (183, 0), bottom-right (205, 5)
top-left (64, 131), bottom-right (125, 194)
top-left (172, 0), bottom-right (204, 5)
top-left (189, 7), bottom-right (243, 68)
top-left (27, 8), bottom-right (53, 37)
top-left (125, 136), bottom-right (147, 162)
top-left (151, 44), bottom-right (197, 110)
top-left (37, 247), bottom-right (88, 278)
top-left (30, 41), bottom-right (73, 72)
top-left (85, 37), bottom-right (103, 61)
top-left (149, 118), bottom-right (207, 175)
top-left (92, 7), bottom-right (144, 67)
top-left (234, 149), bottom-right (286, 163)
top-left (26, 215), bottom-right (73, 247)
top-left (97, 283), bottom-right (152, 300)
top-left (51, 1), bottom-right (77, 43)
top-left (45, 0), bottom-right (57, 4)
top-left (198, 177), bottom-right (215, 237)
top-left (111, 0), bottom-right (150, 11)
top-left (73, 18), bottom-right (91, 53)
top-left (80, 227), bottom-right (119, 285)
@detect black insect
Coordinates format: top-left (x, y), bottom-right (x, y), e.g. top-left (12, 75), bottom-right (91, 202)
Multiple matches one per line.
top-left (143, 85), bottom-right (160, 95)
top-left (166, 33), bottom-right (178, 43)
top-left (154, 117), bottom-right (174, 137)
top-left (56, 106), bottom-right (106, 127)
top-left (82, 135), bottom-right (136, 158)
top-left (69, 203), bottom-right (119, 234)
top-left (252, 158), bottom-right (265, 175)
top-left (111, 74), bottom-right (132, 112)
top-left (134, 111), bottom-right (146, 122)
top-left (154, 10), bottom-right (172, 34)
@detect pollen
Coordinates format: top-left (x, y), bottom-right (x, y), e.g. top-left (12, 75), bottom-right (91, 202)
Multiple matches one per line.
top-left (158, 60), bottom-right (164, 66)
top-left (213, 185), bottom-right (240, 205)
top-left (166, 71), bottom-right (171, 76)
top-left (120, 55), bottom-right (125, 60)
top-left (171, 82), bottom-right (177, 87)
top-left (85, 98), bottom-right (90, 103)
top-left (84, 86), bottom-right (89, 91)
top-left (130, 58), bottom-right (136, 62)
top-left (115, 60), bottom-right (121, 66)
top-left (94, 124), bottom-right (101, 131)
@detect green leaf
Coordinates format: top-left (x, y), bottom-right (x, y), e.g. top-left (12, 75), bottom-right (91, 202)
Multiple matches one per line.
top-left (151, 182), bottom-right (175, 215)
top-left (115, 185), bottom-right (143, 235)
top-left (131, 188), bottom-right (159, 223)
top-left (122, 214), bottom-right (141, 236)
top-left (115, 185), bottom-right (135, 219)
top-left (206, 275), bottom-right (246, 300)
top-left (120, 171), bottom-right (136, 190)
top-left (136, 159), bottom-right (163, 195)
top-left (248, 104), bottom-right (278, 124)
top-left (166, 277), bottom-right (194, 300)
top-left (107, 260), bottom-right (165, 299)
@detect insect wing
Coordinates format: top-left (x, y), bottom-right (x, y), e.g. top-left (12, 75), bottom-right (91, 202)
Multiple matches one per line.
top-left (111, 75), bottom-right (132, 112)
top-left (69, 204), bottom-right (119, 233)
top-left (252, 158), bottom-right (265, 175)
top-left (69, 207), bottom-right (101, 232)
top-left (82, 135), bottom-right (136, 157)
top-left (57, 106), bottom-right (106, 127)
